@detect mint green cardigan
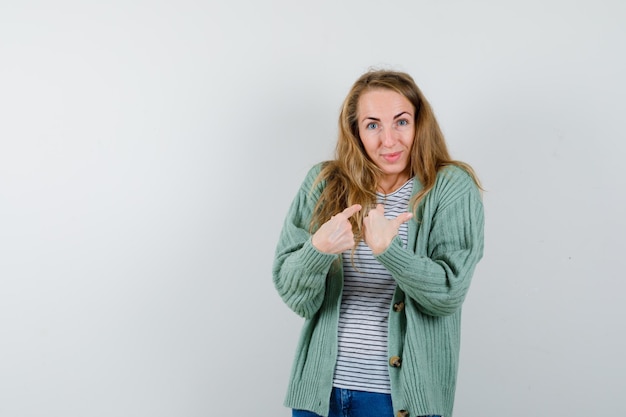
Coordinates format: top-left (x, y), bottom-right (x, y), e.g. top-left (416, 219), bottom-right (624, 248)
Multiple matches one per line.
top-left (273, 163), bottom-right (484, 417)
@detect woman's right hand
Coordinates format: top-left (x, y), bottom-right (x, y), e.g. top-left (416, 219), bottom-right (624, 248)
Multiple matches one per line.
top-left (311, 204), bottom-right (362, 254)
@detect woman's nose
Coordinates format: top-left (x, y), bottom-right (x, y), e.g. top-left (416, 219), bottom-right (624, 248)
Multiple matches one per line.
top-left (381, 128), bottom-right (396, 147)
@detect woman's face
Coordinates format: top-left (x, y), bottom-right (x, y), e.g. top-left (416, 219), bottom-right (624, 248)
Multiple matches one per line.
top-left (357, 88), bottom-right (415, 191)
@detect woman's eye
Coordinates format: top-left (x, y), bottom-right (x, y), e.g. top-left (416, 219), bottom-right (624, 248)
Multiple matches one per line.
top-left (366, 122), bottom-right (378, 130)
top-left (397, 119), bottom-right (408, 126)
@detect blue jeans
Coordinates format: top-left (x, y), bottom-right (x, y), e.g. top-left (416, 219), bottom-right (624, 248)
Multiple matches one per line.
top-left (292, 387), bottom-right (441, 417)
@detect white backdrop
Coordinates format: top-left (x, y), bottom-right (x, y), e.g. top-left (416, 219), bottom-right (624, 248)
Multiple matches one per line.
top-left (1, 1), bottom-right (625, 416)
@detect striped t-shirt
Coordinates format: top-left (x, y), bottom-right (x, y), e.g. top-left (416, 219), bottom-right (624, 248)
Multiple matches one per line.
top-left (333, 178), bottom-right (413, 394)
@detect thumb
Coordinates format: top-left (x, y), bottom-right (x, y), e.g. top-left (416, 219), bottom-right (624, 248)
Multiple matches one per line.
top-left (393, 212), bottom-right (413, 227)
top-left (341, 204), bottom-right (362, 219)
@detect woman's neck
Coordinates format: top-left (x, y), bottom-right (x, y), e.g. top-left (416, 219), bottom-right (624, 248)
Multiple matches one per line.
top-left (377, 173), bottom-right (411, 195)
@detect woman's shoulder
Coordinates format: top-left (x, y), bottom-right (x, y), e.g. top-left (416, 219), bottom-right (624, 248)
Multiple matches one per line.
top-left (302, 160), bottom-right (340, 185)
top-left (436, 164), bottom-right (478, 187)
top-left (296, 161), bottom-right (334, 198)
top-left (432, 164), bottom-right (482, 204)
top-left (304, 161), bottom-right (325, 179)
top-left (300, 161), bottom-right (325, 187)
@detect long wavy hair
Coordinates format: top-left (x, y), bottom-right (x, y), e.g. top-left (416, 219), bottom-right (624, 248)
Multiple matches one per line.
top-left (310, 69), bottom-right (481, 242)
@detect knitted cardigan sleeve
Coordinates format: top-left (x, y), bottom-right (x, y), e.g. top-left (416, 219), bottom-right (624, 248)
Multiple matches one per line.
top-left (376, 166), bottom-right (485, 317)
top-left (272, 164), bottom-right (337, 319)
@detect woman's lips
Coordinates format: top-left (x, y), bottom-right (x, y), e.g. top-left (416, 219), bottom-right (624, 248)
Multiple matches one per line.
top-left (382, 151), bottom-right (402, 163)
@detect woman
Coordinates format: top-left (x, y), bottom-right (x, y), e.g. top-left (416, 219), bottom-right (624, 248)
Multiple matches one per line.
top-left (272, 70), bottom-right (484, 417)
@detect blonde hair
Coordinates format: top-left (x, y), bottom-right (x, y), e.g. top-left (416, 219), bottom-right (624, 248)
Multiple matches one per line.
top-left (310, 69), bottom-right (481, 241)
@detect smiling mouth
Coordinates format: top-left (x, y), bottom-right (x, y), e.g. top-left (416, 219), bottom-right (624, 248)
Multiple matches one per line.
top-left (382, 152), bottom-right (402, 162)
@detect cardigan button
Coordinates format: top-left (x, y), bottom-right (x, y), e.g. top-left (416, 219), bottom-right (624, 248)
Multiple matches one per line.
top-left (397, 410), bottom-right (409, 417)
top-left (389, 356), bottom-right (402, 367)
top-left (393, 301), bottom-right (405, 312)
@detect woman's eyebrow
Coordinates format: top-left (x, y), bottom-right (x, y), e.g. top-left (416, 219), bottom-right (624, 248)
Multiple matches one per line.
top-left (361, 111), bottom-right (412, 123)
top-left (394, 111), bottom-right (411, 119)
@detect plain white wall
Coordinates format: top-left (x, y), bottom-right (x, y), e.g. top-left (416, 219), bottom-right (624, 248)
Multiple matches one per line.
top-left (1, 1), bottom-right (625, 416)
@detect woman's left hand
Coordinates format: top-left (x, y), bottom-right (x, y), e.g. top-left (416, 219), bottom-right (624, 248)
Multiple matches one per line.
top-left (363, 204), bottom-right (413, 255)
